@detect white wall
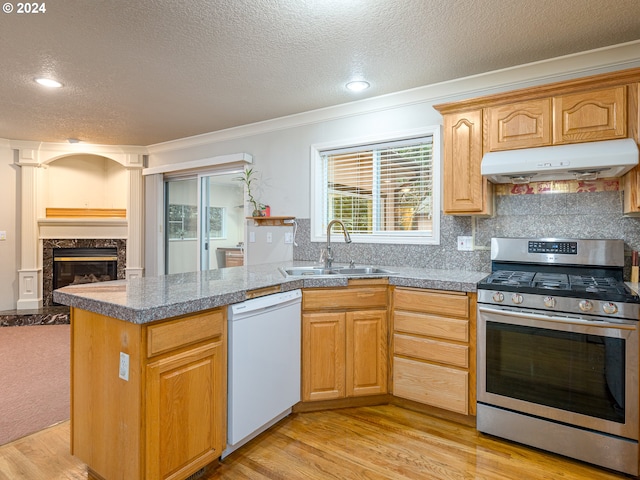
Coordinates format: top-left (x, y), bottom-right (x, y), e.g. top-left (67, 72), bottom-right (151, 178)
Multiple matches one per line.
top-left (0, 140), bottom-right (18, 310)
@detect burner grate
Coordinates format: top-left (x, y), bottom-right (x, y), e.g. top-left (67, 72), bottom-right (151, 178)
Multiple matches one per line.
top-left (486, 271), bottom-right (535, 286)
top-left (532, 272), bottom-right (569, 290)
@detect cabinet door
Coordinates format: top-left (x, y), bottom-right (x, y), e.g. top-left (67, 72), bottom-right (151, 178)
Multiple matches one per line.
top-left (623, 84), bottom-right (640, 215)
top-left (146, 341), bottom-right (225, 480)
top-left (302, 312), bottom-right (346, 401)
top-left (486, 99), bottom-right (551, 151)
top-left (553, 86), bottom-right (627, 143)
top-left (623, 166), bottom-right (640, 214)
top-left (443, 110), bottom-right (490, 214)
top-left (346, 310), bottom-right (388, 397)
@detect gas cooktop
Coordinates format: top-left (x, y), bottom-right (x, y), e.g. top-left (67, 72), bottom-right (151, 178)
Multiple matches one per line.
top-left (478, 270), bottom-right (639, 303)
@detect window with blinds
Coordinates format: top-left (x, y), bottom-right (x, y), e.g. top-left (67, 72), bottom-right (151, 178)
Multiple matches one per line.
top-left (312, 129), bottom-right (440, 244)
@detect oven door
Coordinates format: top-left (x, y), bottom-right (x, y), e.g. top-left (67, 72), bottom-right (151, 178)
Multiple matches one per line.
top-left (477, 304), bottom-right (639, 440)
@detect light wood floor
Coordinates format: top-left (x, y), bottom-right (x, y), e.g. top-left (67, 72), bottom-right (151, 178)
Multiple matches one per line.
top-left (0, 405), bottom-right (632, 480)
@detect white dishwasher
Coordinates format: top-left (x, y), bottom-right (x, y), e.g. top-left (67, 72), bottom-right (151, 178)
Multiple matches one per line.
top-left (222, 288), bottom-right (302, 458)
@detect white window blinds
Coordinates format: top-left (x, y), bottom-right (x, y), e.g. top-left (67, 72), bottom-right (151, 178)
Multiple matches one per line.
top-left (319, 135), bottom-right (434, 237)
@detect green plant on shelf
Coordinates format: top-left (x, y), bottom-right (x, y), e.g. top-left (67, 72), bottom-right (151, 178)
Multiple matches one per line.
top-left (235, 167), bottom-right (266, 216)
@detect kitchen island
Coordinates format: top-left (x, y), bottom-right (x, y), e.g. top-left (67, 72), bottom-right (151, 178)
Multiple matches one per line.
top-left (54, 262), bottom-right (488, 480)
top-left (54, 261), bottom-right (487, 324)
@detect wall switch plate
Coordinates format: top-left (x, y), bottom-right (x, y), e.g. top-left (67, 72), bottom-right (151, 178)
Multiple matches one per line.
top-left (457, 236), bottom-right (474, 251)
top-left (0, 231), bottom-right (5, 241)
top-left (249, 231), bottom-right (256, 243)
top-left (119, 352), bottom-right (129, 381)
top-left (284, 232), bottom-right (293, 244)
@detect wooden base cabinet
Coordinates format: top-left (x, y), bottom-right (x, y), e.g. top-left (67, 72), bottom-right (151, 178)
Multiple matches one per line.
top-left (302, 285), bottom-right (388, 402)
top-left (392, 288), bottom-right (475, 416)
top-left (72, 307), bottom-right (227, 480)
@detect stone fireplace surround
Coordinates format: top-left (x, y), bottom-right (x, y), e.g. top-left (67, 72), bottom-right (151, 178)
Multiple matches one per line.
top-left (43, 239), bottom-right (126, 307)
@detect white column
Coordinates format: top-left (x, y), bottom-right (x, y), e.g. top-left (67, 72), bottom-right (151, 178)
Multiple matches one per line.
top-left (16, 149), bottom-right (42, 309)
top-left (126, 154), bottom-right (145, 279)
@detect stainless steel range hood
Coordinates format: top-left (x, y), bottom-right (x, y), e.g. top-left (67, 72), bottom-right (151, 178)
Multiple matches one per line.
top-left (481, 138), bottom-right (639, 184)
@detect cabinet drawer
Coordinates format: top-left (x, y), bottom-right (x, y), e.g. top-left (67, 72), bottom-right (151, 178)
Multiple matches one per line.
top-left (394, 289), bottom-right (469, 318)
top-left (147, 309), bottom-right (224, 357)
top-left (303, 287), bottom-right (387, 310)
top-left (394, 310), bottom-right (468, 342)
top-left (394, 333), bottom-right (468, 368)
top-left (393, 356), bottom-right (468, 414)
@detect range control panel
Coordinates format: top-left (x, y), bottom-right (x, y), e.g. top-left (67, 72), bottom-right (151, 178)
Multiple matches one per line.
top-left (528, 241), bottom-right (577, 255)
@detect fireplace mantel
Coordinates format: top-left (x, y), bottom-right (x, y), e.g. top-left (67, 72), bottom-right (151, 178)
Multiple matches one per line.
top-left (39, 218), bottom-right (128, 240)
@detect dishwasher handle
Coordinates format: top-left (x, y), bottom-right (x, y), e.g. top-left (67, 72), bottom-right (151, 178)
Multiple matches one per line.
top-left (229, 289), bottom-right (301, 319)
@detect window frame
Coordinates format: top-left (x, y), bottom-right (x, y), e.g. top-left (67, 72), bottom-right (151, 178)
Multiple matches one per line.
top-left (310, 126), bottom-right (441, 245)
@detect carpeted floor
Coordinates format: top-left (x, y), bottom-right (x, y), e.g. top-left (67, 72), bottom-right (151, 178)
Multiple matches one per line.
top-left (0, 325), bottom-right (70, 445)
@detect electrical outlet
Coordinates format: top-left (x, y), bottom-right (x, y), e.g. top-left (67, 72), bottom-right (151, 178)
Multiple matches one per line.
top-left (0, 231), bottom-right (6, 241)
top-left (266, 232), bottom-right (273, 243)
top-left (457, 236), bottom-right (474, 251)
top-left (284, 232), bottom-right (293, 244)
top-left (119, 352), bottom-right (129, 381)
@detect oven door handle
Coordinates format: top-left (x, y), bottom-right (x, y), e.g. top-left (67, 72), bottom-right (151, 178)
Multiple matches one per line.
top-left (478, 306), bottom-right (637, 330)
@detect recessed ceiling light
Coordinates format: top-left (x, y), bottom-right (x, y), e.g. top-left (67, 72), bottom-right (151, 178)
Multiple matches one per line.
top-left (35, 77), bottom-right (63, 88)
top-left (346, 80), bottom-right (370, 92)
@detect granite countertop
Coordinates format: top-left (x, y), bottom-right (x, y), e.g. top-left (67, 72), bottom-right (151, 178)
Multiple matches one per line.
top-left (53, 261), bottom-right (490, 325)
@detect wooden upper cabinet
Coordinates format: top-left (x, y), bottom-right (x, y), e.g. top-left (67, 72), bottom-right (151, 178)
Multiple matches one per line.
top-left (443, 110), bottom-right (491, 214)
top-left (486, 99), bottom-right (552, 151)
top-left (553, 86), bottom-right (627, 143)
top-left (436, 68), bottom-right (640, 216)
top-left (623, 83), bottom-right (640, 215)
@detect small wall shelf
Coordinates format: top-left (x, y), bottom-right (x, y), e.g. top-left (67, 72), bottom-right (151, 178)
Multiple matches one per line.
top-left (247, 216), bottom-right (295, 226)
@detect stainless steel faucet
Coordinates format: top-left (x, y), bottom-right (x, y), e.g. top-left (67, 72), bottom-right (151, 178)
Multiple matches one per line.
top-left (323, 219), bottom-right (352, 268)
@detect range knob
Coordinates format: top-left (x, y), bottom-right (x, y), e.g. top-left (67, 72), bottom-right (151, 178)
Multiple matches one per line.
top-left (543, 296), bottom-right (556, 308)
top-left (511, 293), bottom-right (524, 305)
top-left (602, 302), bottom-right (618, 315)
top-left (579, 300), bottom-right (593, 312)
top-left (492, 292), bottom-right (504, 303)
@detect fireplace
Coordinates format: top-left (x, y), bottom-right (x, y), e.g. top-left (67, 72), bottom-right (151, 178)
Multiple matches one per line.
top-left (53, 247), bottom-right (117, 290)
top-left (43, 239), bottom-right (126, 306)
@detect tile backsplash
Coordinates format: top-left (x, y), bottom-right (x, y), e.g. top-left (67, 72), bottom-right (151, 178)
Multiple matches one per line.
top-left (294, 190), bottom-right (640, 277)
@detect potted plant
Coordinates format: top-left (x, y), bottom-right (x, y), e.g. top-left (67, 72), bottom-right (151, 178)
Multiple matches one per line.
top-left (235, 167), bottom-right (266, 217)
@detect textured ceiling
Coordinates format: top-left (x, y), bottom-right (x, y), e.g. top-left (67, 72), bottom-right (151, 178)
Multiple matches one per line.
top-left (1, 0), bottom-right (639, 146)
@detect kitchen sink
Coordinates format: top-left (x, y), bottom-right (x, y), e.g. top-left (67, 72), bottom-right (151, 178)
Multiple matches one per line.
top-left (330, 267), bottom-right (395, 276)
top-left (279, 266), bottom-right (337, 276)
top-left (280, 266), bottom-right (395, 277)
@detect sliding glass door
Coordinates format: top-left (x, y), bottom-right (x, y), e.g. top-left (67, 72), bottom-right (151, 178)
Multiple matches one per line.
top-left (165, 177), bottom-right (198, 274)
top-left (165, 170), bottom-right (245, 274)
top-left (200, 173), bottom-right (245, 271)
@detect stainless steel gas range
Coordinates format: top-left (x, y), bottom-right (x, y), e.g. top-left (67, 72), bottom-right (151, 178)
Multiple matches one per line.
top-left (476, 237), bottom-right (640, 476)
